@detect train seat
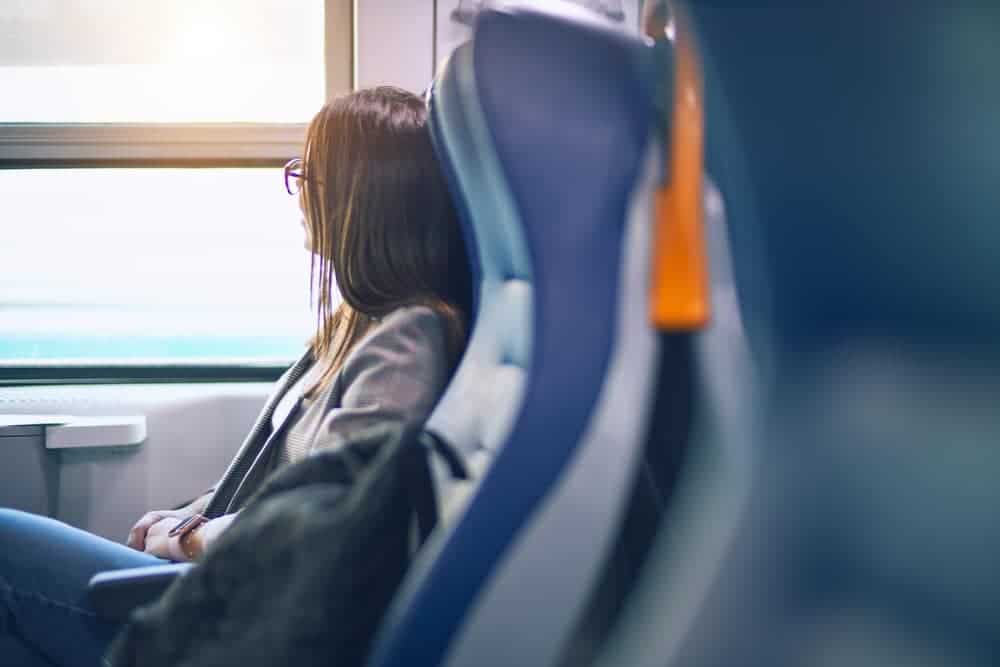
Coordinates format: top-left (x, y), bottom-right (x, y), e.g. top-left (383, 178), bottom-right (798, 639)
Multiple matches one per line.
top-left (369, 5), bottom-right (660, 666)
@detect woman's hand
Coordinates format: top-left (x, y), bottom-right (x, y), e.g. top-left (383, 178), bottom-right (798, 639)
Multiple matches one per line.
top-left (126, 492), bottom-right (213, 551)
top-left (141, 515), bottom-right (186, 560)
top-left (140, 513), bottom-right (240, 562)
top-left (126, 509), bottom-right (189, 551)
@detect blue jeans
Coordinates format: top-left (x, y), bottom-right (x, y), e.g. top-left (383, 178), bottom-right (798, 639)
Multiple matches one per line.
top-left (0, 509), bottom-right (165, 667)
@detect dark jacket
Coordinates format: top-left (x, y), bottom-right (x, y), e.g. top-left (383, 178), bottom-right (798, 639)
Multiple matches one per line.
top-left (106, 421), bottom-right (449, 667)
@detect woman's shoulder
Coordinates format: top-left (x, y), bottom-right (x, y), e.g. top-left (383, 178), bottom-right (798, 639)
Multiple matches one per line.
top-left (372, 304), bottom-right (448, 348)
top-left (379, 303), bottom-right (446, 329)
top-left (341, 304), bottom-right (448, 378)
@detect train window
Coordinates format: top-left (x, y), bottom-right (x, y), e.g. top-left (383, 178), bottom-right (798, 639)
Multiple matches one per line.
top-left (0, 0), bottom-right (324, 123)
top-left (0, 168), bottom-right (313, 366)
top-left (0, 1), bottom-right (352, 380)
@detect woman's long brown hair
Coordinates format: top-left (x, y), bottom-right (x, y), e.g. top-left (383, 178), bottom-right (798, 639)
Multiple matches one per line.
top-left (299, 86), bottom-right (472, 395)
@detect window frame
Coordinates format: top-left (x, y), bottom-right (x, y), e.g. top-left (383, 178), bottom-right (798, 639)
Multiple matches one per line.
top-left (0, 0), bottom-right (352, 167)
top-left (0, 362), bottom-right (288, 387)
top-left (0, 0), bottom-right (352, 383)
top-left (0, 123), bottom-right (307, 167)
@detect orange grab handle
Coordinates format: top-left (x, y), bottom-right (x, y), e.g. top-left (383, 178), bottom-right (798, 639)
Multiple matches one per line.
top-left (647, 3), bottom-right (710, 331)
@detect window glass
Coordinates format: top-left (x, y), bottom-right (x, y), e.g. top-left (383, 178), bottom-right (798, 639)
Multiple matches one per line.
top-left (0, 169), bottom-right (317, 364)
top-left (0, 0), bottom-right (324, 123)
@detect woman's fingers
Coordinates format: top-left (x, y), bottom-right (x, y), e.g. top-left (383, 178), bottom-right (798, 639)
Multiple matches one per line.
top-left (127, 510), bottom-right (179, 550)
top-left (126, 512), bottom-right (163, 549)
top-left (143, 516), bottom-right (185, 560)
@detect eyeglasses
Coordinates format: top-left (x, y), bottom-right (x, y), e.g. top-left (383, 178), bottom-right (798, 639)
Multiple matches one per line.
top-left (283, 157), bottom-right (311, 196)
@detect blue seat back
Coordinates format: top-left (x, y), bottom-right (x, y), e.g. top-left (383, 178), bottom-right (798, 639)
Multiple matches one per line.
top-left (370, 5), bottom-right (656, 666)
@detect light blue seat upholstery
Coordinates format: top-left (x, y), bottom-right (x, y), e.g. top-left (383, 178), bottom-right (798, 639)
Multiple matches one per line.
top-left (422, 39), bottom-right (532, 482)
top-left (370, 5), bottom-right (659, 666)
top-left (593, 5), bottom-right (1000, 666)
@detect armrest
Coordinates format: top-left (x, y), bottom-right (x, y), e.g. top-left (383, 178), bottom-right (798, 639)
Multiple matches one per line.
top-left (87, 563), bottom-right (194, 621)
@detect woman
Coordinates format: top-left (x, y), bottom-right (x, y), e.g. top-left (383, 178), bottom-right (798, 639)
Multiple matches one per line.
top-left (0, 86), bottom-right (473, 667)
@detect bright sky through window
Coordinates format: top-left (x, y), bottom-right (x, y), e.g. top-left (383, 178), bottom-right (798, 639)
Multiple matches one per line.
top-left (0, 169), bottom-right (315, 362)
top-left (0, 1), bottom-right (324, 123)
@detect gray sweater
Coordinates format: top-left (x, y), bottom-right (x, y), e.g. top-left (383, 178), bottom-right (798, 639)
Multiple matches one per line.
top-left (207, 305), bottom-right (450, 515)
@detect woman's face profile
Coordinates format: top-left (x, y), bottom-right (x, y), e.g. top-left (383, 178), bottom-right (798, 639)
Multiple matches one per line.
top-left (283, 156), bottom-right (315, 253)
top-left (298, 188), bottom-right (312, 252)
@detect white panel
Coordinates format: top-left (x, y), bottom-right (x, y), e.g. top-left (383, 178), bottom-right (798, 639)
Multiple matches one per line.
top-left (45, 416), bottom-right (147, 450)
top-left (355, 0), bottom-right (433, 93)
top-left (0, 383), bottom-right (268, 541)
top-left (625, 0), bottom-right (641, 32)
top-left (435, 1), bottom-right (473, 75)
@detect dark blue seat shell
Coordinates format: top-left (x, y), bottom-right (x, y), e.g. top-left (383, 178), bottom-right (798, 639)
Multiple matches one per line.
top-left (369, 5), bottom-right (656, 666)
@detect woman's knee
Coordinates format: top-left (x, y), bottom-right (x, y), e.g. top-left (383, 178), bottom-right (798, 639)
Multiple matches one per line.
top-left (0, 509), bottom-right (51, 571)
top-left (0, 507), bottom-right (31, 524)
top-left (0, 508), bottom-right (38, 546)
top-left (0, 509), bottom-right (100, 579)
top-left (0, 508), bottom-right (65, 549)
